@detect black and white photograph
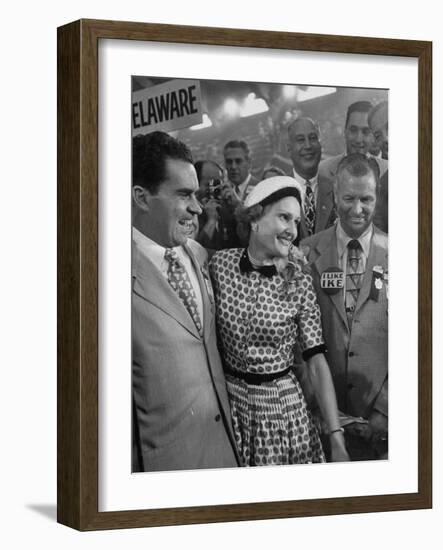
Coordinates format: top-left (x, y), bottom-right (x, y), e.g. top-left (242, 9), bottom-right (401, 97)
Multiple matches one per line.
top-left (2, 0), bottom-right (439, 542)
top-left (131, 76), bottom-right (389, 473)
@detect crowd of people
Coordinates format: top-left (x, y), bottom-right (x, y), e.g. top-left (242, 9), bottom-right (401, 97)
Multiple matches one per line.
top-left (131, 98), bottom-right (389, 472)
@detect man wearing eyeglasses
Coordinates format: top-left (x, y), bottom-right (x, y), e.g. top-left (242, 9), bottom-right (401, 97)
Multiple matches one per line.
top-left (194, 159), bottom-right (242, 251)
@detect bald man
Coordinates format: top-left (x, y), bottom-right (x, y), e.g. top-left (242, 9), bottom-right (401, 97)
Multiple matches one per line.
top-left (287, 117), bottom-right (336, 238)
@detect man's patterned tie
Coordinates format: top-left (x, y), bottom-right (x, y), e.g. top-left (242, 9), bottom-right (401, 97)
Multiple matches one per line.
top-left (304, 180), bottom-right (316, 236)
top-left (345, 239), bottom-right (364, 326)
top-left (164, 248), bottom-right (203, 334)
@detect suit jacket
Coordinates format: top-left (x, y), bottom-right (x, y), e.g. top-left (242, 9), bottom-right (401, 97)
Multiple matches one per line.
top-left (298, 172), bottom-right (337, 240)
top-left (301, 225), bottom-right (388, 419)
top-left (318, 154), bottom-right (389, 234)
top-left (373, 170), bottom-right (389, 233)
top-left (319, 153), bottom-right (388, 182)
top-left (132, 237), bottom-right (239, 472)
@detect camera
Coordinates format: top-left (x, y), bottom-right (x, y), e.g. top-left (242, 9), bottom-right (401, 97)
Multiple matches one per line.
top-left (207, 178), bottom-right (223, 201)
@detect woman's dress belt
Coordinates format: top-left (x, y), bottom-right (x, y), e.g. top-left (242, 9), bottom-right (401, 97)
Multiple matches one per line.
top-left (224, 366), bottom-right (291, 385)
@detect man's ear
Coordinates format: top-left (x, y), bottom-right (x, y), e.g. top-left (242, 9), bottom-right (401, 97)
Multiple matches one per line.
top-left (132, 185), bottom-right (151, 211)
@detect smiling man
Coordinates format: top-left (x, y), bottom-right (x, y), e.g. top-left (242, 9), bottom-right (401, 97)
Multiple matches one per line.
top-left (131, 131), bottom-right (239, 472)
top-left (287, 117), bottom-right (336, 238)
top-left (318, 100), bottom-right (389, 234)
top-left (301, 153), bottom-right (388, 461)
top-left (319, 101), bottom-right (388, 180)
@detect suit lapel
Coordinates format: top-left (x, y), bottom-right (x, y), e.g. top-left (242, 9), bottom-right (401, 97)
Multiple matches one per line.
top-left (312, 228), bottom-right (349, 330)
top-left (355, 228), bottom-right (388, 314)
top-left (132, 247), bottom-right (201, 339)
top-left (300, 178), bottom-right (334, 237)
top-left (315, 174), bottom-right (335, 232)
top-left (323, 154), bottom-right (342, 180)
top-left (184, 242), bottom-right (214, 339)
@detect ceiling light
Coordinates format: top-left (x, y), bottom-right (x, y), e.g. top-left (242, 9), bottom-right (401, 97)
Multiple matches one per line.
top-left (282, 85), bottom-right (297, 99)
top-left (190, 113), bottom-right (213, 130)
top-left (297, 86), bottom-right (336, 102)
top-left (224, 98), bottom-right (240, 117)
top-left (239, 93), bottom-right (269, 118)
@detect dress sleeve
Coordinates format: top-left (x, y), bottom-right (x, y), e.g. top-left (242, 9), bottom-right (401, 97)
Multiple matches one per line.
top-left (297, 273), bottom-right (326, 359)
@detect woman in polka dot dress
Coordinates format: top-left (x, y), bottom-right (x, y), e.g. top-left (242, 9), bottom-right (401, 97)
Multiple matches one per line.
top-left (210, 177), bottom-right (349, 466)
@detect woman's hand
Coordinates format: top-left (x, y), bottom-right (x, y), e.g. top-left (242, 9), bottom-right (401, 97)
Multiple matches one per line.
top-left (329, 430), bottom-right (350, 462)
top-left (306, 354), bottom-right (350, 462)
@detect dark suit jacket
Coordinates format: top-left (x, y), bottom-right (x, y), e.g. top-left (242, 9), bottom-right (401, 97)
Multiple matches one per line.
top-left (132, 237), bottom-right (239, 472)
top-left (301, 225), bottom-right (388, 419)
top-left (373, 170), bottom-right (389, 233)
top-left (298, 172), bottom-right (337, 240)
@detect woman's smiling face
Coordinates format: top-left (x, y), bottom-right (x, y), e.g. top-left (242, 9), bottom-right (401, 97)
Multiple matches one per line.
top-left (250, 196), bottom-right (301, 261)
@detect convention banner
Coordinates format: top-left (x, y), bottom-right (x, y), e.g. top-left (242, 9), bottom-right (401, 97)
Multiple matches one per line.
top-left (132, 79), bottom-right (202, 135)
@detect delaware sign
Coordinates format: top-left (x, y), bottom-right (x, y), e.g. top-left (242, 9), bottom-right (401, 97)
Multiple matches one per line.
top-left (132, 79), bottom-right (203, 136)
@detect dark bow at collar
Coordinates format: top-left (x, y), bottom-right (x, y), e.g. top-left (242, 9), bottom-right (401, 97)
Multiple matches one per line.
top-left (239, 249), bottom-right (277, 278)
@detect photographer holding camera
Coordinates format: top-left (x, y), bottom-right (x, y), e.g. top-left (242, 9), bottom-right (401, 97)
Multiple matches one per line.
top-left (194, 160), bottom-right (242, 251)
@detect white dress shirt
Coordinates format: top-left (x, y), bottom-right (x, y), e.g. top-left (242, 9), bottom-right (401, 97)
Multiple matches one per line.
top-left (231, 173), bottom-right (252, 201)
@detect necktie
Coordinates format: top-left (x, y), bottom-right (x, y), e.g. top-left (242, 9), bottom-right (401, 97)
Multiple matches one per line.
top-left (164, 248), bottom-right (203, 334)
top-left (345, 239), bottom-right (363, 326)
top-left (234, 183), bottom-right (241, 201)
top-left (304, 180), bottom-right (316, 235)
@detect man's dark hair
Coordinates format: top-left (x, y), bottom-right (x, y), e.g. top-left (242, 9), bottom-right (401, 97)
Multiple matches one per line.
top-left (132, 131), bottom-right (193, 192)
top-left (223, 139), bottom-right (250, 159)
top-left (345, 100), bottom-right (374, 128)
top-left (194, 159), bottom-right (224, 183)
top-left (336, 153), bottom-right (380, 192)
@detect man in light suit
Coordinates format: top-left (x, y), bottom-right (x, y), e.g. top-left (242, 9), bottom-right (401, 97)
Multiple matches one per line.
top-left (319, 101), bottom-right (389, 233)
top-left (287, 117), bottom-right (337, 239)
top-left (132, 131), bottom-right (239, 472)
top-left (302, 153), bottom-right (388, 460)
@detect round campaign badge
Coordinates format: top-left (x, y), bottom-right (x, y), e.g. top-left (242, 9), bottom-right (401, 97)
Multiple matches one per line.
top-left (320, 267), bottom-right (345, 295)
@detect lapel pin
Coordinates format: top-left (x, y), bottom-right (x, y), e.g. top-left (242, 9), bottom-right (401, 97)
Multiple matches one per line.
top-left (370, 266), bottom-right (384, 301)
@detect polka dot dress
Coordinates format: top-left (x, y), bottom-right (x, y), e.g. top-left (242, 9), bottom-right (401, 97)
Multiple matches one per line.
top-left (210, 248), bottom-right (326, 466)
